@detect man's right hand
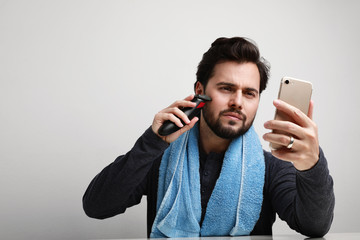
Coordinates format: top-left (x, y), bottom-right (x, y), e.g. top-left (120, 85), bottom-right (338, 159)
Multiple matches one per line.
top-left (152, 94), bottom-right (199, 144)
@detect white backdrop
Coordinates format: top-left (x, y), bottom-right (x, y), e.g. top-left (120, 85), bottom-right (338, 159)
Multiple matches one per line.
top-left (1, 1), bottom-right (359, 239)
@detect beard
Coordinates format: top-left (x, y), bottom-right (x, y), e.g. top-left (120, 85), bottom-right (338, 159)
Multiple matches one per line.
top-left (202, 105), bottom-right (255, 139)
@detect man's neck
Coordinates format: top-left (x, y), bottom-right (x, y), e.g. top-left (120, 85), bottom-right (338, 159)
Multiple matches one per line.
top-left (198, 118), bottom-right (231, 155)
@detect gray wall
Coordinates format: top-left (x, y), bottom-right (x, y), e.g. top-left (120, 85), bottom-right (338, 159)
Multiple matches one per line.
top-left (1, 0), bottom-right (359, 239)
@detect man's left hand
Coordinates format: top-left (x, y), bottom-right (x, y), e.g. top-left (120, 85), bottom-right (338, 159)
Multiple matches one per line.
top-left (263, 99), bottom-right (319, 171)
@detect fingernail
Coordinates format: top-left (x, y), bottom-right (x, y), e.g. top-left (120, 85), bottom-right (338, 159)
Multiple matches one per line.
top-left (262, 133), bottom-right (268, 140)
top-left (274, 99), bottom-right (280, 106)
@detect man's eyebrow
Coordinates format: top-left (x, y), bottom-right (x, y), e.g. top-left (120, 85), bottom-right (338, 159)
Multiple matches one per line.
top-left (245, 87), bottom-right (259, 94)
top-left (216, 82), bottom-right (259, 94)
top-left (216, 82), bottom-right (236, 87)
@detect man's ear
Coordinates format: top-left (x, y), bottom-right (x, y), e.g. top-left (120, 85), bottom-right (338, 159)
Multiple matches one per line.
top-left (195, 81), bottom-right (204, 95)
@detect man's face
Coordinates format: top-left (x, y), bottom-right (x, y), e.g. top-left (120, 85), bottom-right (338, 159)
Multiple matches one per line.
top-left (197, 61), bottom-right (260, 139)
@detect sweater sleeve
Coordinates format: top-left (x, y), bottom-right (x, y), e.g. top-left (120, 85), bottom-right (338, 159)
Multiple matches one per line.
top-left (82, 127), bottom-right (169, 219)
top-left (266, 148), bottom-right (335, 237)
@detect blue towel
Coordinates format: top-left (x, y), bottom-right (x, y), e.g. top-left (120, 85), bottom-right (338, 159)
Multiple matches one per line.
top-left (150, 123), bottom-right (264, 238)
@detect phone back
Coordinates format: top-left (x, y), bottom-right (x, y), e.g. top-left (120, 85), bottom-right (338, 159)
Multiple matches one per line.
top-left (271, 77), bottom-right (312, 149)
top-left (276, 77), bottom-right (312, 116)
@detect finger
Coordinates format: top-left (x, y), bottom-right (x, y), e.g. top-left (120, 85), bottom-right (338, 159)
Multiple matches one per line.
top-left (184, 94), bottom-right (195, 101)
top-left (178, 117), bottom-right (199, 134)
top-left (270, 138), bottom-right (306, 159)
top-left (168, 95), bottom-right (196, 108)
top-left (162, 107), bottom-right (192, 124)
top-left (263, 132), bottom-right (297, 149)
top-left (308, 100), bottom-right (314, 120)
top-left (167, 114), bottom-right (186, 128)
top-left (264, 120), bottom-right (305, 139)
top-left (155, 112), bottom-right (184, 129)
top-left (273, 99), bottom-right (310, 127)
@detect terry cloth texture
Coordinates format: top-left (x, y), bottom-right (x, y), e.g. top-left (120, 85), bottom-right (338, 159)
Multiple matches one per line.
top-left (150, 124), bottom-right (265, 238)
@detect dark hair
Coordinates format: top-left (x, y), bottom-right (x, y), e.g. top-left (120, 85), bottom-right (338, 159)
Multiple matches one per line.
top-left (195, 37), bottom-right (270, 93)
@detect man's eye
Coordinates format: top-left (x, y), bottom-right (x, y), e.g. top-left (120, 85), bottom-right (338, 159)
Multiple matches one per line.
top-left (220, 86), bottom-right (232, 92)
top-left (245, 91), bottom-right (256, 97)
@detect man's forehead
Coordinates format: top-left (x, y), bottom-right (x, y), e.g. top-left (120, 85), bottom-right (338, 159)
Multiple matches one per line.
top-left (209, 62), bottom-right (260, 88)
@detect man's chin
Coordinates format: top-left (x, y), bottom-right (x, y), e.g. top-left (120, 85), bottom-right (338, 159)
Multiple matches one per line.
top-left (222, 121), bottom-right (245, 132)
top-left (214, 126), bottom-right (246, 139)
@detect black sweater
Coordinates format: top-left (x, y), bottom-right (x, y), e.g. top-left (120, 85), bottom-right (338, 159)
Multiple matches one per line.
top-left (83, 127), bottom-right (334, 238)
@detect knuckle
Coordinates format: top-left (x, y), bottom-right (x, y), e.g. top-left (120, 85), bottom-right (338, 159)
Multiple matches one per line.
top-left (170, 107), bottom-right (178, 113)
top-left (313, 122), bottom-right (318, 131)
top-left (170, 107), bottom-right (180, 114)
top-left (156, 112), bottom-right (165, 120)
top-left (305, 130), bottom-right (317, 142)
top-left (170, 100), bottom-right (180, 108)
top-left (280, 135), bottom-right (290, 145)
top-left (296, 154), bottom-right (306, 162)
top-left (284, 122), bottom-right (295, 132)
top-left (175, 100), bottom-right (184, 106)
top-left (170, 114), bottom-right (180, 122)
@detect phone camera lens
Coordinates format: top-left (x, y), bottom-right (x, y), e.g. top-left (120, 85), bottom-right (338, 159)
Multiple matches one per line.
top-left (285, 80), bottom-right (290, 84)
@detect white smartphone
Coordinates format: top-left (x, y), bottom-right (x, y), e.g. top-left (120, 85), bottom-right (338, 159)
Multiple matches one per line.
top-left (270, 77), bottom-right (313, 150)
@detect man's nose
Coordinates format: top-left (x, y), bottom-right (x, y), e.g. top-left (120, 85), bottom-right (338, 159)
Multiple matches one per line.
top-left (229, 91), bottom-right (243, 109)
